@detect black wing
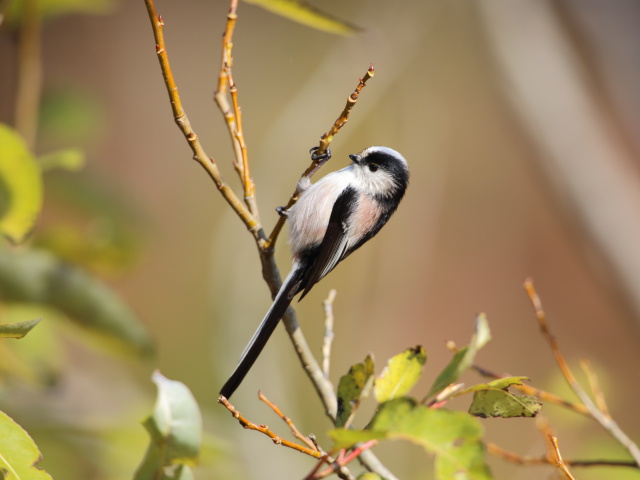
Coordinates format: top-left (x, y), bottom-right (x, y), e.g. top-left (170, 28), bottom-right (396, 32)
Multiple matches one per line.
top-left (298, 187), bottom-right (357, 300)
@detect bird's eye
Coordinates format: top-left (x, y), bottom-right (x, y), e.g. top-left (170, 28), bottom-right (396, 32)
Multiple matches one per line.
top-left (368, 164), bottom-right (379, 172)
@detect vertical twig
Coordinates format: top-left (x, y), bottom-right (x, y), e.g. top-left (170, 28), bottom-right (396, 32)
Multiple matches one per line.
top-left (213, 0), bottom-right (259, 219)
top-left (322, 289), bottom-right (337, 378)
top-left (143, 0), bottom-right (263, 242)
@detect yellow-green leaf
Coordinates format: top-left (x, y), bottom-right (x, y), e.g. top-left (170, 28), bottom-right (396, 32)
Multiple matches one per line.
top-left (0, 409), bottom-right (53, 480)
top-left (0, 317), bottom-right (41, 339)
top-left (375, 346), bottom-right (426, 403)
top-left (243, 0), bottom-right (358, 36)
top-left (0, 124), bottom-right (43, 243)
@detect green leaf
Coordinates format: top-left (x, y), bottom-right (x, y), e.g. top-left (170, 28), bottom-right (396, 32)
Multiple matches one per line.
top-left (336, 354), bottom-right (374, 428)
top-left (0, 409), bottom-right (53, 480)
top-left (468, 389), bottom-right (542, 419)
top-left (0, 317), bottom-right (41, 339)
top-left (38, 148), bottom-right (85, 172)
top-left (426, 314), bottom-right (491, 399)
top-left (0, 248), bottom-right (153, 355)
top-left (375, 345), bottom-right (426, 403)
top-left (242, 0), bottom-right (358, 36)
top-left (330, 398), bottom-right (492, 480)
top-left (0, 124), bottom-right (43, 243)
top-left (134, 371), bottom-right (202, 480)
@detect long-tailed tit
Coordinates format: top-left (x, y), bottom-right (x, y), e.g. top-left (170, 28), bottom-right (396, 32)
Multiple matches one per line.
top-left (220, 146), bottom-right (409, 398)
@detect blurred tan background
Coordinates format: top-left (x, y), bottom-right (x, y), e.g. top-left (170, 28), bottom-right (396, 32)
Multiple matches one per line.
top-left (2, 0), bottom-right (640, 479)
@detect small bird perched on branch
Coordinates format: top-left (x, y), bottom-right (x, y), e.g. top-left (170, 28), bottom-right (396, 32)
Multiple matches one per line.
top-left (220, 146), bottom-right (409, 399)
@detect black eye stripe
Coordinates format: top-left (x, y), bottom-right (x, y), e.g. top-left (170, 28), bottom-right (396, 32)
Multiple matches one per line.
top-left (368, 164), bottom-right (379, 172)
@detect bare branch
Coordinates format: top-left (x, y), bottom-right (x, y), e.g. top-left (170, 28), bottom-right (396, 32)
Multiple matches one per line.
top-left (525, 279), bottom-right (640, 467)
top-left (143, 0), bottom-right (263, 242)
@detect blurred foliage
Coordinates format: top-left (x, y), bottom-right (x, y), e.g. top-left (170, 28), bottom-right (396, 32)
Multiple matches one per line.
top-left (134, 371), bottom-right (202, 480)
top-left (0, 124), bottom-right (43, 243)
top-left (242, 0), bottom-right (359, 36)
top-left (4, 0), bottom-right (117, 23)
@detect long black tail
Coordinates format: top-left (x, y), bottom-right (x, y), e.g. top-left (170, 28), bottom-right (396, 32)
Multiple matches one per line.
top-left (219, 268), bottom-right (302, 399)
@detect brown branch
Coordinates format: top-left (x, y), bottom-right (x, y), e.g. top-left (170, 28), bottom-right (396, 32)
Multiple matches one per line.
top-left (265, 65), bottom-right (375, 250)
top-left (143, 0), bottom-right (263, 242)
top-left (547, 435), bottom-right (576, 480)
top-left (218, 395), bottom-right (325, 459)
top-left (487, 442), bottom-right (638, 469)
top-left (213, 1), bottom-right (259, 218)
top-left (524, 279), bottom-right (640, 467)
top-left (259, 390), bottom-right (319, 452)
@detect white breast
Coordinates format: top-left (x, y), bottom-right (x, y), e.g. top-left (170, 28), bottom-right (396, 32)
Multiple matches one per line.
top-left (287, 166), bottom-right (355, 256)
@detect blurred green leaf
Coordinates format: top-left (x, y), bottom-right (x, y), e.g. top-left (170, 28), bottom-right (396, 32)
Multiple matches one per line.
top-left (6, 0), bottom-right (116, 23)
top-left (0, 409), bottom-right (53, 480)
top-left (330, 398), bottom-right (492, 480)
top-left (38, 87), bottom-right (105, 149)
top-left (375, 345), bottom-right (426, 403)
top-left (426, 314), bottom-right (491, 399)
top-left (38, 148), bottom-right (85, 172)
top-left (243, 0), bottom-right (358, 36)
top-left (0, 317), bottom-right (41, 338)
top-left (0, 124), bottom-right (43, 243)
top-left (336, 354), bottom-right (374, 427)
top-left (358, 474), bottom-right (382, 480)
top-left (36, 172), bottom-right (145, 275)
top-left (0, 248), bottom-right (153, 356)
top-left (134, 371), bottom-right (202, 480)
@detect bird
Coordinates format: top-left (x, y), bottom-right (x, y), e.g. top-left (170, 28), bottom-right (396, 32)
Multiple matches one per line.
top-left (220, 146), bottom-right (409, 399)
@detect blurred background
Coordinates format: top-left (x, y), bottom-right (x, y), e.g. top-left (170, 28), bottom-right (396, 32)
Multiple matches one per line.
top-left (1, 0), bottom-right (640, 479)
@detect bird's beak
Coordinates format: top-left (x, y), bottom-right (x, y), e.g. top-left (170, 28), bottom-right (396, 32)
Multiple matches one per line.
top-left (349, 154), bottom-right (360, 164)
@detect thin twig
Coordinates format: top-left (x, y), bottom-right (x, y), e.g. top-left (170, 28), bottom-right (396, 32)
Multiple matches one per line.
top-left (258, 390), bottom-right (319, 452)
top-left (143, 0), bottom-right (263, 242)
top-left (322, 289), bottom-right (337, 378)
top-left (265, 65), bottom-right (375, 250)
top-left (524, 279), bottom-right (640, 467)
top-left (487, 442), bottom-right (637, 469)
top-left (218, 395), bottom-right (325, 459)
top-left (580, 359), bottom-right (610, 417)
top-left (548, 435), bottom-right (577, 480)
top-left (213, 0), bottom-right (259, 218)
top-left (313, 441), bottom-right (378, 480)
